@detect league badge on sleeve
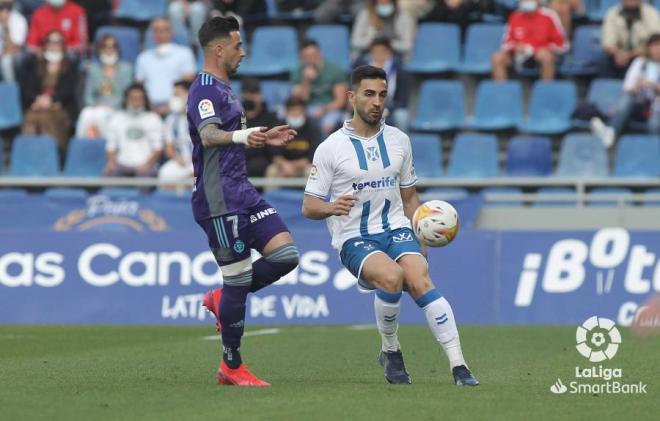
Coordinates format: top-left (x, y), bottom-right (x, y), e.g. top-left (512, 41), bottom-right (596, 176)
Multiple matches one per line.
top-left (308, 164), bottom-right (319, 182)
top-left (198, 99), bottom-right (215, 119)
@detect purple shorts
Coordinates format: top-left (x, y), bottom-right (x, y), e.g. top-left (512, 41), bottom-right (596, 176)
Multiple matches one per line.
top-left (197, 198), bottom-right (290, 266)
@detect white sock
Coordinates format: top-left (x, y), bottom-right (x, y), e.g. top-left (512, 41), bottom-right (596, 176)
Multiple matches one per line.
top-left (417, 290), bottom-right (466, 369)
top-left (374, 291), bottom-right (402, 352)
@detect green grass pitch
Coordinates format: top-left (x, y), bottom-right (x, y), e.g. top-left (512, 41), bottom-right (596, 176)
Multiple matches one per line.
top-left (0, 325), bottom-right (658, 420)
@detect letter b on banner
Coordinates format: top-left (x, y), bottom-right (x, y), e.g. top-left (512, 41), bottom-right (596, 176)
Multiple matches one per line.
top-left (543, 240), bottom-right (588, 293)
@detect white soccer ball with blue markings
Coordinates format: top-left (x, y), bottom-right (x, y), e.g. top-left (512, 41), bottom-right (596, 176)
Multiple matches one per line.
top-left (412, 200), bottom-right (459, 247)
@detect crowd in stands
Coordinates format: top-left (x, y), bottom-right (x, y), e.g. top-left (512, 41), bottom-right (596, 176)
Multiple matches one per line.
top-left (0, 0), bottom-right (659, 190)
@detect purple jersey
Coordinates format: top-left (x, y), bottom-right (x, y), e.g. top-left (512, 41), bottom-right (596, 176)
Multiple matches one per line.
top-left (187, 71), bottom-right (262, 221)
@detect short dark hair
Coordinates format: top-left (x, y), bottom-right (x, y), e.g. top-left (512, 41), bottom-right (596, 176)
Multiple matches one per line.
top-left (122, 83), bottom-right (150, 110)
top-left (300, 39), bottom-right (319, 51)
top-left (174, 80), bottom-right (191, 91)
top-left (350, 65), bottom-right (387, 89)
top-left (241, 77), bottom-right (261, 93)
top-left (198, 16), bottom-right (240, 48)
top-left (647, 32), bottom-right (660, 46)
top-left (285, 96), bottom-right (307, 109)
top-left (370, 37), bottom-right (392, 51)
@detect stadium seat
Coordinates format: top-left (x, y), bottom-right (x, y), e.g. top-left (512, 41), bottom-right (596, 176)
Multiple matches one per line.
top-left (260, 80), bottom-right (292, 112)
top-left (560, 26), bottom-right (604, 76)
top-left (264, 0), bottom-right (314, 20)
top-left (64, 138), bottom-right (107, 177)
top-left (238, 26), bottom-right (298, 76)
top-left (556, 133), bottom-right (608, 177)
top-left (410, 80), bottom-right (466, 131)
top-left (517, 81), bottom-right (576, 134)
top-left (481, 187), bottom-right (523, 207)
top-left (420, 187), bottom-right (469, 202)
top-left (469, 80), bottom-right (523, 130)
top-left (95, 26), bottom-right (141, 64)
top-left (505, 136), bottom-right (552, 176)
top-left (144, 25), bottom-right (191, 49)
top-left (8, 135), bottom-right (59, 177)
top-left (456, 23), bottom-right (506, 75)
top-left (0, 188), bottom-right (28, 198)
top-left (305, 25), bottom-right (350, 72)
top-left (533, 187), bottom-right (577, 207)
top-left (0, 82), bottom-right (22, 130)
top-left (410, 133), bottom-right (443, 178)
top-left (587, 0), bottom-right (618, 21)
top-left (587, 78), bottom-right (623, 118)
top-left (587, 187), bottom-right (633, 207)
top-left (448, 134), bottom-right (498, 177)
top-left (114, 0), bottom-right (167, 22)
top-left (44, 188), bottom-right (89, 200)
top-left (97, 187), bottom-right (141, 198)
top-left (405, 23), bottom-right (460, 73)
top-left (642, 188), bottom-right (660, 206)
top-left (613, 135), bottom-right (660, 177)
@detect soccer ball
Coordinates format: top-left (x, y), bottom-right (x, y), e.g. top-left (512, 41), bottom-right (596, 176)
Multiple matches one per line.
top-left (412, 200), bottom-right (460, 247)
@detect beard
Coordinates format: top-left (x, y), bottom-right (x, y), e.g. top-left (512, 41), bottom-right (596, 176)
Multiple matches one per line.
top-left (356, 107), bottom-right (382, 126)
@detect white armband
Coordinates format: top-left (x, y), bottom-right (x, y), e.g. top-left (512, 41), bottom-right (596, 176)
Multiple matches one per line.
top-left (231, 127), bottom-right (262, 145)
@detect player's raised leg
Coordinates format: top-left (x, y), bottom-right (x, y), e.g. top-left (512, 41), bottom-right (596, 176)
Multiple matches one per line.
top-left (398, 254), bottom-right (479, 386)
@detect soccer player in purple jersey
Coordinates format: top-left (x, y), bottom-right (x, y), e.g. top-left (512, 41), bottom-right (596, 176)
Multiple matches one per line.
top-left (188, 16), bottom-right (299, 386)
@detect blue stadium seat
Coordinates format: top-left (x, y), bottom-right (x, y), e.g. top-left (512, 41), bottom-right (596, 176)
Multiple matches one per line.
top-left (97, 187), bottom-right (141, 198)
top-left (470, 80), bottom-right (523, 130)
top-left (410, 80), bottom-right (466, 131)
top-left (613, 135), bottom-right (660, 177)
top-left (44, 188), bottom-right (89, 200)
top-left (517, 81), bottom-right (576, 134)
top-left (114, 0), bottom-right (167, 21)
top-left (0, 188), bottom-right (28, 198)
top-left (64, 138), bottom-right (107, 177)
top-left (410, 133), bottom-right (443, 178)
top-left (95, 26), bottom-right (141, 64)
top-left (448, 134), bottom-right (498, 177)
top-left (305, 25), bottom-right (350, 72)
top-left (0, 82), bottom-right (22, 130)
top-left (9, 135), bottom-right (59, 177)
top-left (560, 26), bottom-right (604, 76)
top-left (420, 187), bottom-right (469, 202)
top-left (456, 23), bottom-right (506, 75)
top-left (264, 0), bottom-right (314, 20)
top-left (239, 26), bottom-right (298, 76)
top-left (556, 133), bottom-right (608, 177)
top-left (533, 187), bottom-right (577, 207)
top-left (260, 80), bottom-right (292, 112)
top-left (144, 25), bottom-right (191, 49)
top-left (405, 23), bottom-right (460, 73)
top-left (587, 0), bottom-right (618, 21)
top-left (481, 187), bottom-right (523, 207)
top-left (642, 188), bottom-right (660, 207)
top-left (587, 78), bottom-right (622, 118)
top-left (587, 187), bottom-right (633, 207)
top-left (505, 136), bottom-right (552, 176)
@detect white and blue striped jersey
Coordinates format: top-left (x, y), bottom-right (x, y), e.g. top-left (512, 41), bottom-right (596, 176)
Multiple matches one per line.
top-left (305, 120), bottom-right (418, 250)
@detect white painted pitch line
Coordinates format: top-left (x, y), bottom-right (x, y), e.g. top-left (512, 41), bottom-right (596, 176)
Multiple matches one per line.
top-left (202, 328), bottom-right (281, 341)
top-left (348, 324), bottom-right (377, 331)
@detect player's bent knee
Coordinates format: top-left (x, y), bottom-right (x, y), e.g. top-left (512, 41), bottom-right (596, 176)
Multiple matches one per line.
top-left (264, 243), bottom-right (299, 275)
top-left (378, 266), bottom-right (405, 292)
top-left (220, 257), bottom-right (253, 286)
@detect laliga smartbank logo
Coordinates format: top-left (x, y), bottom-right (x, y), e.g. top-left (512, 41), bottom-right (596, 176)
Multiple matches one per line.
top-left (550, 316), bottom-right (647, 395)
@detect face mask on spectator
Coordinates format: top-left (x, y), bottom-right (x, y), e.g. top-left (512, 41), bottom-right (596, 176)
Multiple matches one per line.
top-left (519, 0), bottom-right (537, 12)
top-left (286, 116), bottom-right (306, 129)
top-left (169, 96), bottom-right (186, 114)
top-left (376, 4), bottom-right (395, 18)
top-left (127, 105), bottom-right (145, 115)
top-left (44, 50), bottom-right (64, 63)
top-left (100, 53), bottom-right (118, 66)
top-left (47, 0), bottom-right (66, 8)
top-left (156, 43), bottom-right (173, 56)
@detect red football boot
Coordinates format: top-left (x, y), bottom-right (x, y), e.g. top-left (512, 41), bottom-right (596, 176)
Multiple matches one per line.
top-left (216, 361), bottom-right (271, 386)
top-left (202, 288), bottom-right (223, 332)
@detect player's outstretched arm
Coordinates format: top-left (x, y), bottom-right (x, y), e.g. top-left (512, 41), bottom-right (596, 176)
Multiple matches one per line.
top-left (200, 124), bottom-right (267, 148)
top-left (302, 194), bottom-right (356, 220)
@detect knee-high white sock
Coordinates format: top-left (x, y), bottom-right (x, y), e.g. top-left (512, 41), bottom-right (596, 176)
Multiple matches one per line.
top-left (374, 290), bottom-right (402, 352)
top-left (415, 289), bottom-right (466, 369)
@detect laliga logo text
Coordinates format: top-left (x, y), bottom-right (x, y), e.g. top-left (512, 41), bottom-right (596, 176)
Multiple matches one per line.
top-left (515, 228), bottom-right (660, 325)
top-left (550, 316), bottom-right (647, 395)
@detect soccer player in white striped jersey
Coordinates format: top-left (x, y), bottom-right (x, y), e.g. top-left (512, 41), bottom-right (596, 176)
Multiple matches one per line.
top-left (302, 65), bottom-right (479, 386)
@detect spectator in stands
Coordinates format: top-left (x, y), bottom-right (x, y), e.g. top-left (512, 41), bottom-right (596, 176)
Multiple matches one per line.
top-left (0, 0), bottom-right (27, 82)
top-left (135, 17), bottom-right (196, 115)
top-left (15, 0), bottom-right (41, 17)
top-left (76, 34), bottom-right (133, 139)
top-left (104, 83), bottom-right (163, 177)
top-left (168, 0), bottom-right (208, 43)
top-left (601, 0), bottom-right (660, 78)
top-left (549, 0), bottom-right (582, 36)
top-left (210, 0), bottom-right (267, 21)
top-left (76, 0), bottom-right (112, 42)
top-left (19, 30), bottom-right (78, 152)
top-left (266, 96), bottom-right (321, 178)
top-left (351, 0), bottom-right (416, 61)
top-left (423, 0), bottom-right (485, 39)
top-left (158, 80), bottom-right (193, 185)
top-left (398, 0), bottom-right (433, 18)
top-left (491, 0), bottom-right (567, 81)
top-left (314, 0), bottom-right (365, 23)
top-left (291, 39), bottom-right (347, 136)
top-left (242, 78), bottom-right (282, 177)
top-left (277, 0), bottom-right (321, 14)
top-left (26, 0), bottom-right (88, 54)
top-left (363, 37), bottom-right (410, 129)
top-left (591, 33), bottom-right (660, 147)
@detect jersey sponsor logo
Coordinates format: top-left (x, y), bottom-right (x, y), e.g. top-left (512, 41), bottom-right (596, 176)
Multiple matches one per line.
top-left (366, 146), bottom-right (380, 162)
top-left (352, 176), bottom-right (398, 192)
top-left (392, 231), bottom-right (414, 243)
top-left (198, 99), bottom-right (215, 119)
top-left (250, 207), bottom-right (278, 223)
